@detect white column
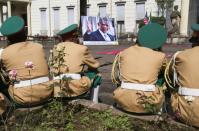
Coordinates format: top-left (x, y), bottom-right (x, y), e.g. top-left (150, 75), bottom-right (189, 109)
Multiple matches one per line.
top-left (48, 0), bottom-right (51, 36)
top-left (180, 0), bottom-right (190, 36)
top-left (7, 1), bottom-right (11, 17)
top-left (77, 0), bottom-right (80, 26)
top-left (27, 2), bottom-right (31, 36)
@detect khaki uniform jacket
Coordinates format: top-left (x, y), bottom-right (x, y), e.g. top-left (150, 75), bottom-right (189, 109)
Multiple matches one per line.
top-left (170, 46), bottom-right (199, 127)
top-left (1, 42), bottom-right (53, 105)
top-left (52, 42), bottom-right (100, 97)
top-left (113, 45), bottom-right (166, 113)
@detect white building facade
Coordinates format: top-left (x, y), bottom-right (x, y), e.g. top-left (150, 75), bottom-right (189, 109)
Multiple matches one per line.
top-left (31, 0), bottom-right (81, 36)
top-left (87, 0), bottom-right (181, 36)
top-left (0, 0), bottom-right (198, 37)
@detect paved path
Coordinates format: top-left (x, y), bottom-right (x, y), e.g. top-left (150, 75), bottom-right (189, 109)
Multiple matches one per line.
top-left (88, 45), bottom-right (130, 105)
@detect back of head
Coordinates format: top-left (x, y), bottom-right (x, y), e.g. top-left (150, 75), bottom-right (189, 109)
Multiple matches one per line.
top-left (189, 24), bottom-right (199, 47)
top-left (0, 16), bottom-right (26, 44)
top-left (137, 23), bottom-right (167, 50)
top-left (57, 24), bottom-right (78, 43)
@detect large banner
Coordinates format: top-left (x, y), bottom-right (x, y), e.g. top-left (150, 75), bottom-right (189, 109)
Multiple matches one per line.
top-left (81, 16), bottom-right (118, 45)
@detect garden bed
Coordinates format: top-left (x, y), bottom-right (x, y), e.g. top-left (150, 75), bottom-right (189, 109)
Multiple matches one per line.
top-left (0, 99), bottom-right (197, 131)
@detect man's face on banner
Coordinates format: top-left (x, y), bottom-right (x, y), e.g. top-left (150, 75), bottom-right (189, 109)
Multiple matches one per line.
top-left (98, 19), bottom-right (109, 33)
top-left (99, 23), bottom-right (109, 33)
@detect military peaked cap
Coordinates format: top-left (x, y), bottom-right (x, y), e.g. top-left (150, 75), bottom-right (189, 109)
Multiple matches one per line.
top-left (0, 16), bottom-right (24, 36)
top-left (57, 24), bottom-right (78, 36)
top-left (138, 23), bottom-right (167, 49)
top-left (191, 24), bottom-right (199, 31)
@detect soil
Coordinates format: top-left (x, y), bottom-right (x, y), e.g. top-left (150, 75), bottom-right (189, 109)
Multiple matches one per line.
top-left (0, 100), bottom-right (197, 131)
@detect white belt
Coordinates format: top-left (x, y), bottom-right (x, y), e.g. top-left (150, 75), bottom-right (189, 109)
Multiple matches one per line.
top-left (14, 76), bottom-right (49, 88)
top-left (178, 87), bottom-right (199, 96)
top-left (121, 82), bottom-right (155, 92)
top-left (0, 48), bottom-right (4, 59)
top-left (53, 73), bottom-right (81, 80)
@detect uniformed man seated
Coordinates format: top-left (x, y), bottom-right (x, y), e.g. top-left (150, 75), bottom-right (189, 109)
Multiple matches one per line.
top-left (165, 24), bottom-right (199, 127)
top-left (111, 23), bottom-right (167, 114)
top-left (0, 16), bottom-right (53, 107)
top-left (49, 24), bottom-right (101, 103)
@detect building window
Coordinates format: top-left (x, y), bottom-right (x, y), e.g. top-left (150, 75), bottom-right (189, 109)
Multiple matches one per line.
top-left (116, 3), bottom-right (125, 37)
top-left (86, 5), bottom-right (90, 16)
top-left (40, 8), bottom-right (47, 35)
top-left (117, 21), bottom-right (125, 38)
top-left (136, 2), bottom-right (145, 20)
top-left (67, 6), bottom-right (74, 25)
top-left (98, 3), bottom-right (107, 17)
top-left (117, 4), bottom-right (125, 21)
top-left (99, 6), bottom-right (106, 17)
top-left (2, 6), bottom-right (8, 22)
top-left (53, 7), bottom-right (60, 35)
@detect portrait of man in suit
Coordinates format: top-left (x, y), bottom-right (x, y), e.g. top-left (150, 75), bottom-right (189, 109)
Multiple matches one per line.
top-left (83, 17), bottom-right (115, 41)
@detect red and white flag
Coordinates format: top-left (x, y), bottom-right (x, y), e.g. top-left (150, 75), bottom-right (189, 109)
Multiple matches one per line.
top-left (143, 12), bottom-right (149, 25)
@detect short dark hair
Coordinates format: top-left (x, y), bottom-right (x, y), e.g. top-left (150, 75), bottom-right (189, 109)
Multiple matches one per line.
top-left (7, 27), bottom-right (27, 44)
top-left (98, 17), bottom-right (109, 25)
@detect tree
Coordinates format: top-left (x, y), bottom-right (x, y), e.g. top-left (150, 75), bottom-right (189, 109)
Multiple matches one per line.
top-left (155, 0), bottom-right (175, 17)
top-left (155, 0), bottom-right (175, 31)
